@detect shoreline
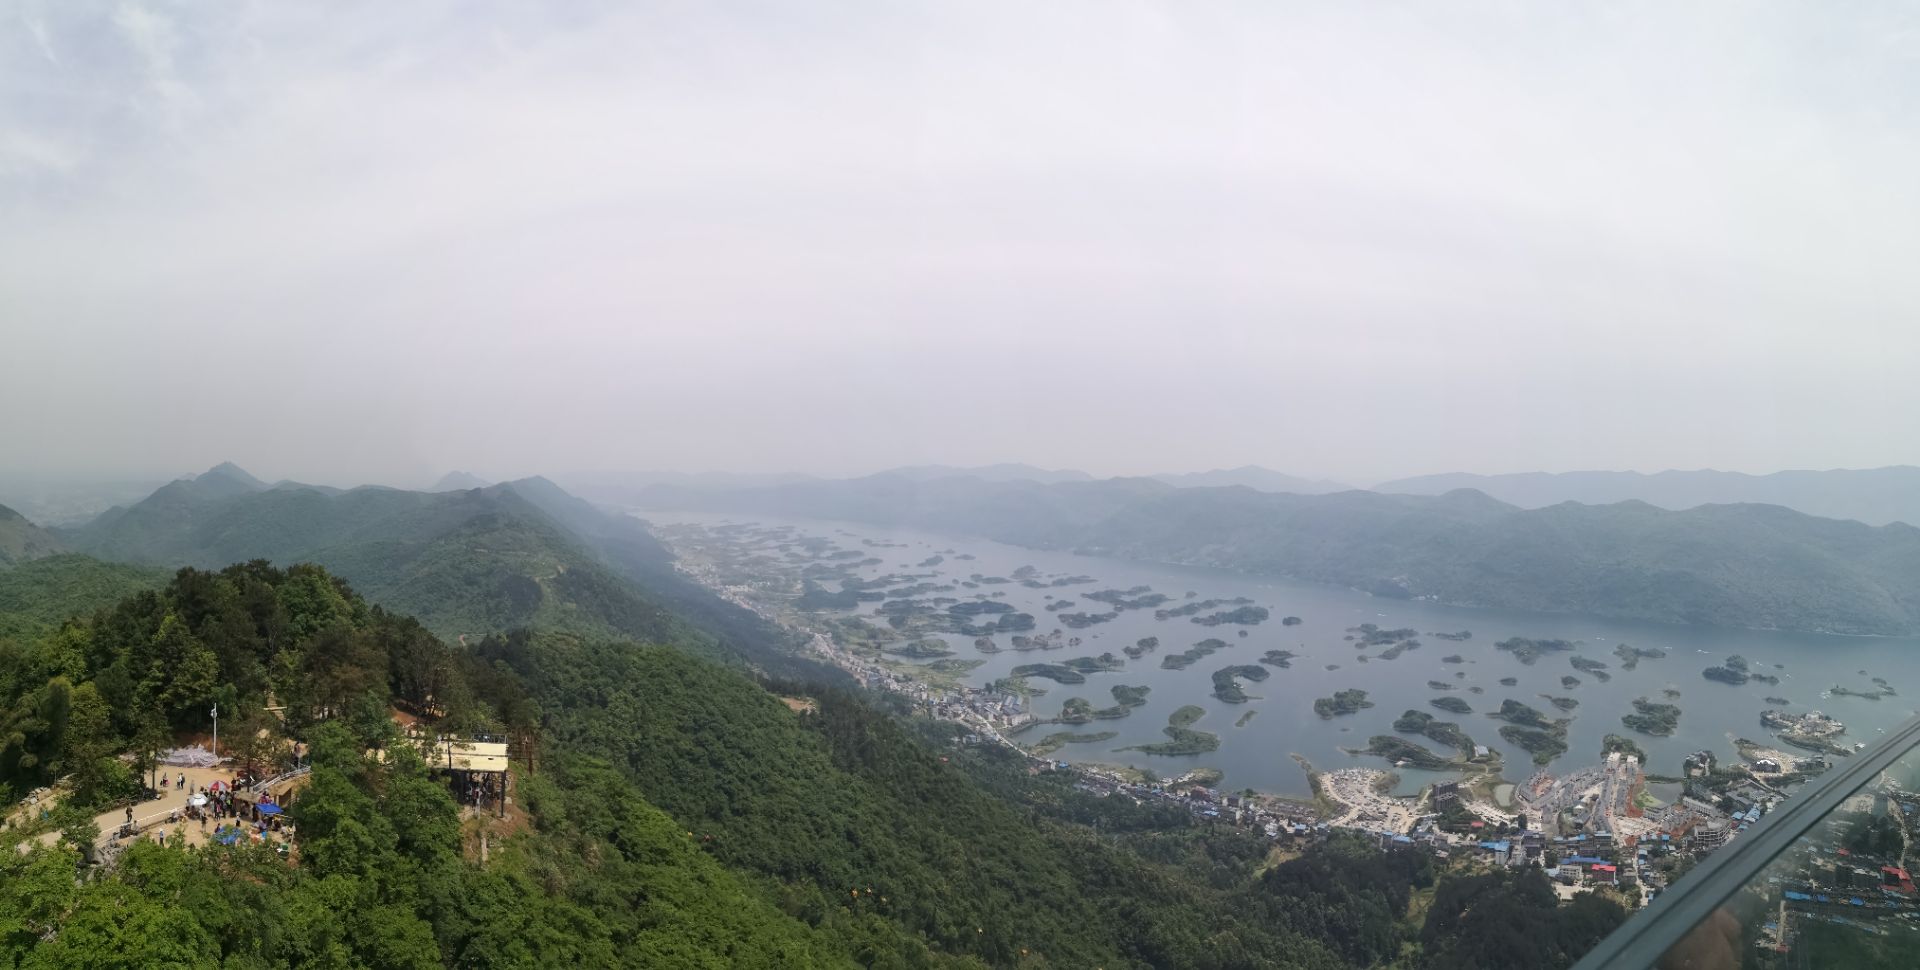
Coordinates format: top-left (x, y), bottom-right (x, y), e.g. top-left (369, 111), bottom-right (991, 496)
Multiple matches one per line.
top-left (666, 547), bottom-right (1375, 817)
top-left (648, 514), bottom-right (1718, 835)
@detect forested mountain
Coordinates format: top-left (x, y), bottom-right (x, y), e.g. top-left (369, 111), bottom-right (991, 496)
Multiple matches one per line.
top-left (0, 561), bottom-right (1622, 968)
top-left (1375, 466), bottom-right (1920, 527)
top-left (0, 564), bottom-right (859, 966)
top-left (63, 466), bottom-right (829, 680)
top-left (0, 503), bottom-right (64, 567)
top-left (635, 476), bottom-right (1920, 635)
top-left (0, 555), bottom-right (167, 639)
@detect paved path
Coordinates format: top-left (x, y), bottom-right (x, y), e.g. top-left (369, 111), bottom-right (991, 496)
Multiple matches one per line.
top-left (103, 767), bottom-right (243, 849)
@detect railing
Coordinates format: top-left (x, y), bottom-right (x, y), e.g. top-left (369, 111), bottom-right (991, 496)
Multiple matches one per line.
top-left (1571, 711), bottom-right (1920, 969)
top-left (244, 765), bottom-right (311, 794)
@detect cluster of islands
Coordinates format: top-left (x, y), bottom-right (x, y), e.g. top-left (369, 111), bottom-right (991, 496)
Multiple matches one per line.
top-left (651, 513), bottom-right (1918, 808)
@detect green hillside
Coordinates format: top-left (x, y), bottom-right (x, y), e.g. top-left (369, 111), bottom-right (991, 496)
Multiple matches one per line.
top-left (64, 467), bottom-right (826, 679)
top-left (0, 554), bottom-right (168, 639)
top-left (0, 503), bottom-right (64, 567)
top-left (637, 475), bottom-right (1920, 635)
top-left (1, 560), bottom-right (1622, 968)
top-left (0, 563), bottom-right (856, 968)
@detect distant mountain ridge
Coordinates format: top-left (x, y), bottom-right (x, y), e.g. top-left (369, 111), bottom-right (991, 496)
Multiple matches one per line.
top-left (634, 476), bottom-right (1920, 636)
top-left (876, 463), bottom-right (1096, 484)
top-left (1376, 466), bottom-right (1920, 527)
top-left (580, 462), bottom-right (1349, 497)
top-left (1152, 465), bottom-right (1350, 493)
top-left (429, 470), bottom-right (492, 491)
top-left (62, 464), bottom-right (827, 678)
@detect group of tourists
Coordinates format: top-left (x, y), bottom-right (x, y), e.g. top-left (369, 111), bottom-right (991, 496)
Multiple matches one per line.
top-left (459, 773), bottom-right (504, 811)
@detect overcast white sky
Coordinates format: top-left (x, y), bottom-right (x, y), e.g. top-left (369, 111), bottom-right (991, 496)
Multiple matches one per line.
top-left (5, 1), bottom-right (1919, 487)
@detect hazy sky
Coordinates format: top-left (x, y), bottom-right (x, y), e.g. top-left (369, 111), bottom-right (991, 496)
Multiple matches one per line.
top-left (6, 1), bottom-right (1920, 487)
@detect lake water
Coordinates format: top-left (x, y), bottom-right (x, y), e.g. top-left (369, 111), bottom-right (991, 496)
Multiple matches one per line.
top-left (640, 510), bottom-right (1920, 800)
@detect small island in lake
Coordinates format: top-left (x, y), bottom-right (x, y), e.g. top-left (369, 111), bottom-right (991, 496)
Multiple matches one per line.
top-left (1210, 664), bottom-right (1271, 703)
top-left (1122, 705), bottom-right (1220, 756)
top-left (1490, 699), bottom-right (1570, 765)
top-left (1490, 699), bottom-right (1558, 730)
top-left (1391, 710), bottom-right (1476, 755)
top-left (1376, 640), bottom-right (1420, 661)
top-left (1702, 654), bottom-right (1775, 686)
top-left (1542, 695), bottom-right (1579, 711)
top-left (1621, 697), bottom-right (1681, 736)
top-left (1083, 586), bottom-right (1170, 610)
top-left (1499, 677), bottom-right (1519, 687)
top-left (1498, 725), bottom-right (1567, 765)
top-left (1193, 605), bottom-right (1271, 626)
top-left (1569, 656), bottom-right (1611, 682)
top-left (1495, 636), bottom-right (1577, 664)
top-left (1057, 682), bottom-right (1154, 723)
top-left (1314, 688), bottom-right (1374, 719)
top-left (1123, 636), bottom-right (1161, 659)
top-left (1612, 643), bottom-right (1666, 670)
top-left (1430, 696), bottom-right (1473, 714)
top-left (1828, 682), bottom-right (1896, 700)
top-left (1060, 653), bottom-right (1125, 674)
top-left (1154, 597), bottom-right (1255, 620)
top-left (1281, 615), bottom-right (1303, 626)
top-left (1161, 638), bottom-right (1231, 670)
top-left (1348, 624), bottom-right (1420, 648)
top-left (1258, 649), bottom-right (1297, 668)
top-left (1762, 709), bottom-right (1852, 756)
top-left (1056, 611), bottom-right (1120, 629)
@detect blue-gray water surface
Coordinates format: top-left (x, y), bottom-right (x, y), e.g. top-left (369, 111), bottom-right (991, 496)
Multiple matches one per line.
top-left (641, 510), bottom-right (1920, 799)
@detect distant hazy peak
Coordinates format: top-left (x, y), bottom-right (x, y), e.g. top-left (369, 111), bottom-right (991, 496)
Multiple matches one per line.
top-left (1375, 465), bottom-right (1920, 526)
top-left (876, 463), bottom-right (1095, 485)
top-left (430, 470), bottom-right (493, 491)
top-left (197, 462), bottom-right (269, 490)
top-left (1151, 465), bottom-right (1351, 494)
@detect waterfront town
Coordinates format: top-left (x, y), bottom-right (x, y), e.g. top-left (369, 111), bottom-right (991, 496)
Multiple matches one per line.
top-left (767, 600), bottom-right (1892, 917)
top-left (667, 521), bottom-right (1920, 956)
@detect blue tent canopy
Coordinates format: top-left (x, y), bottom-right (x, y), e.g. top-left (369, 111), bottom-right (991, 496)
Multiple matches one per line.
top-left (257, 803), bottom-right (283, 816)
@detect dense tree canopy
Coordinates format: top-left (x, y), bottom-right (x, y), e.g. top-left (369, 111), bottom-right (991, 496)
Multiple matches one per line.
top-left (2, 561), bottom-right (1627, 968)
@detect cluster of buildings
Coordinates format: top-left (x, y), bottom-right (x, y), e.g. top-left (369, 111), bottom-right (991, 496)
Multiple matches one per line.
top-left (930, 686), bottom-right (1035, 729)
